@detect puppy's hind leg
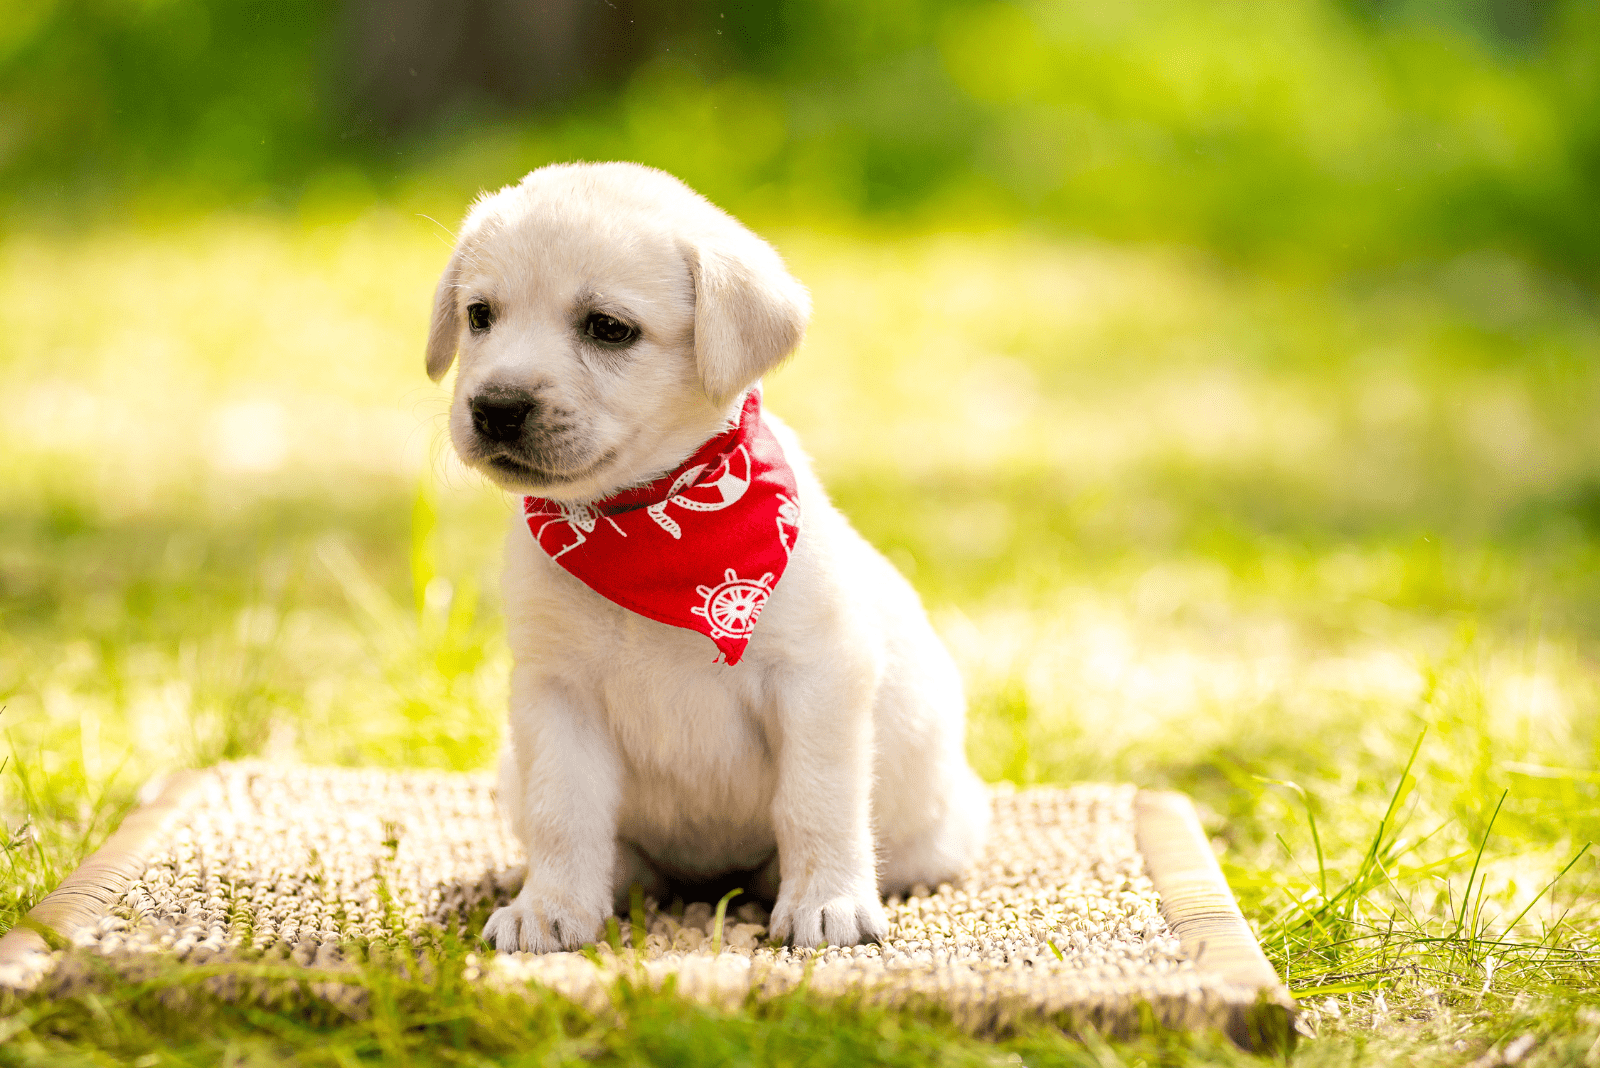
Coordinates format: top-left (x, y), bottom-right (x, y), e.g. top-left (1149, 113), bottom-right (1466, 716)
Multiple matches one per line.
top-left (878, 764), bottom-right (990, 896)
top-left (871, 629), bottom-right (991, 897)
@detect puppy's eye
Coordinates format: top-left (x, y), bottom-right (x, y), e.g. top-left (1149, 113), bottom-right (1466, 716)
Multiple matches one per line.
top-left (467, 302), bottom-right (494, 333)
top-left (584, 312), bottom-right (637, 345)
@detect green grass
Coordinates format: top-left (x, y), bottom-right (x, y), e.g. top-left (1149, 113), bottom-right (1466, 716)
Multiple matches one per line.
top-left (1, 211), bottom-right (1598, 1065)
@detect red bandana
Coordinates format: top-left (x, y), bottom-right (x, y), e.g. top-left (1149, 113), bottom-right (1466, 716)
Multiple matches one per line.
top-left (521, 391), bottom-right (800, 665)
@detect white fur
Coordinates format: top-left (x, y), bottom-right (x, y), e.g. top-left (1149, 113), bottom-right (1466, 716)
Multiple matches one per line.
top-left (428, 162), bottom-right (989, 951)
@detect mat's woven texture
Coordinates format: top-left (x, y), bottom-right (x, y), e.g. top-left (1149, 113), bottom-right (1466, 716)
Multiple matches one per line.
top-left (0, 763), bottom-right (1292, 1043)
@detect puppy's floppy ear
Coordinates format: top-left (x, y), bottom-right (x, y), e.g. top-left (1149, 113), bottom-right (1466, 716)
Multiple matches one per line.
top-left (425, 248), bottom-right (465, 382)
top-left (685, 232), bottom-right (811, 405)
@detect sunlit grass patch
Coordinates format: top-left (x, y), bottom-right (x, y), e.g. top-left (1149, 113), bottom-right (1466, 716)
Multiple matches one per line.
top-left (1, 211), bottom-right (1598, 1063)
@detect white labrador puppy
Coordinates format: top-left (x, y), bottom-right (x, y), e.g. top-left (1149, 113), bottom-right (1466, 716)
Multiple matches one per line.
top-left (426, 162), bottom-right (988, 951)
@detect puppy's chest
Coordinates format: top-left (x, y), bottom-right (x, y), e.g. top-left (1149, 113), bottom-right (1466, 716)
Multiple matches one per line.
top-left (527, 556), bottom-right (776, 774)
top-left (512, 536), bottom-right (777, 770)
top-left (593, 634), bottom-right (774, 782)
top-left (590, 627), bottom-right (780, 871)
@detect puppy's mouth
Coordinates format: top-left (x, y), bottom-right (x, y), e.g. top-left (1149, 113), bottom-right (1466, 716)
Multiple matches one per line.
top-left (482, 448), bottom-right (618, 489)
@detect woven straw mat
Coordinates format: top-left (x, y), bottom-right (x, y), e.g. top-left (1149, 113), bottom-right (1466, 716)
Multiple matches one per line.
top-left (0, 762), bottom-right (1293, 1043)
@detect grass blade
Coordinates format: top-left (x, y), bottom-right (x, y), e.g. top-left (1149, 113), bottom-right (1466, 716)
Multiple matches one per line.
top-left (1500, 842), bottom-right (1591, 938)
top-left (1259, 777), bottom-right (1328, 899)
top-left (1453, 788), bottom-right (1507, 948)
top-left (711, 887), bottom-right (743, 955)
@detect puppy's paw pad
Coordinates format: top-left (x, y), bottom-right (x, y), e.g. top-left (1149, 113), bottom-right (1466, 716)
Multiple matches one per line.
top-left (773, 889), bottom-right (887, 948)
top-left (826, 895), bottom-right (888, 945)
top-left (483, 901), bottom-right (598, 954)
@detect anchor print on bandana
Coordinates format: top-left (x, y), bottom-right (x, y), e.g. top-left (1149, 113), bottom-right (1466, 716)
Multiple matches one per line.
top-left (520, 390), bottom-right (798, 665)
top-left (522, 501), bottom-right (622, 559)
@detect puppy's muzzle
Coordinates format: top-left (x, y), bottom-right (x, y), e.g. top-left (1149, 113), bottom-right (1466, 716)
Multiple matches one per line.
top-left (470, 390), bottom-right (540, 445)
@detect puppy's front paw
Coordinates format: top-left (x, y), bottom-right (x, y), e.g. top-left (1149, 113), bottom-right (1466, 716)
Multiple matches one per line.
top-left (483, 897), bottom-right (602, 953)
top-left (770, 884), bottom-right (888, 948)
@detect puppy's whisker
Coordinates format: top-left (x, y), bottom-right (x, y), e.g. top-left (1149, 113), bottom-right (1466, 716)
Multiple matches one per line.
top-left (416, 213), bottom-right (458, 248)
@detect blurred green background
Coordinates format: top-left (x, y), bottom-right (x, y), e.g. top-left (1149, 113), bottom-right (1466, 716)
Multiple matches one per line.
top-left (6, 0), bottom-right (1600, 276)
top-left (3, 1), bottom-right (1600, 1056)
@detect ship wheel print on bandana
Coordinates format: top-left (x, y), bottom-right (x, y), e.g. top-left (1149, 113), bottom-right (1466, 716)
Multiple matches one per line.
top-left (692, 569), bottom-right (775, 642)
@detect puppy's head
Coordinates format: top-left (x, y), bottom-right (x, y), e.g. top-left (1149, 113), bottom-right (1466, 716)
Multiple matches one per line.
top-left (426, 162), bottom-right (810, 502)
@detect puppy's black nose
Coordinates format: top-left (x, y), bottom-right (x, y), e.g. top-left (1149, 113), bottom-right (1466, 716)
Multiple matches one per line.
top-left (470, 394), bottom-right (536, 443)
